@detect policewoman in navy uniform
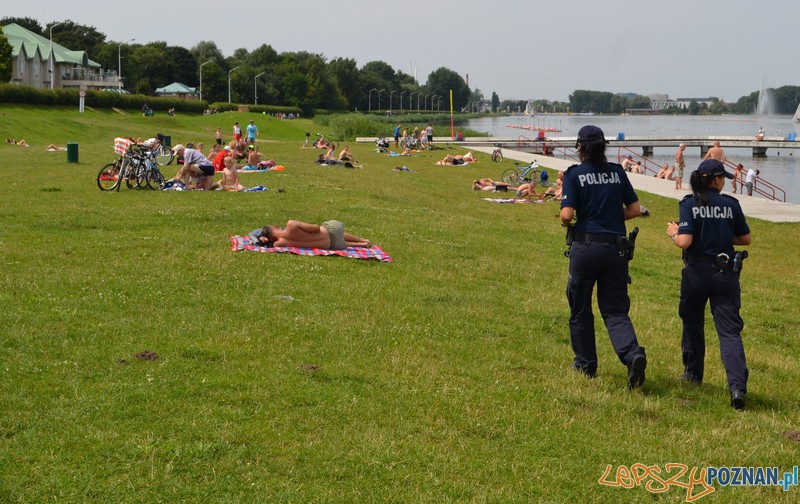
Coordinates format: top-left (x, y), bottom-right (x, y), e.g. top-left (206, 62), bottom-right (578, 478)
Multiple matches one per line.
top-left (560, 125), bottom-right (648, 389)
top-left (666, 159), bottom-right (752, 409)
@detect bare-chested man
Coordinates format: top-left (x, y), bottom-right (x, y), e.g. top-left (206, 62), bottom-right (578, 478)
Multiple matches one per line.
top-left (255, 220), bottom-right (370, 250)
top-left (704, 140), bottom-right (727, 162)
top-left (674, 143), bottom-right (686, 190)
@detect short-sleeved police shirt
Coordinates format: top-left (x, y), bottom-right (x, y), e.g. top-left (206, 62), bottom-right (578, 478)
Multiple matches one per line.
top-left (561, 161), bottom-right (638, 235)
top-left (678, 190), bottom-right (750, 257)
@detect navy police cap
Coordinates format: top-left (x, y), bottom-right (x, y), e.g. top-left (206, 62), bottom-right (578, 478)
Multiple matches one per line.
top-left (697, 159), bottom-right (734, 179)
top-left (577, 125), bottom-right (608, 144)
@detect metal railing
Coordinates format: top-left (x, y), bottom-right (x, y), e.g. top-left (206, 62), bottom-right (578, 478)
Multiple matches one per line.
top-left (722, 159), bottom-right (786, 202)
top-left (517, 135), bottom-right (580, 162)
top-left (616, 147), bottom-right (659, 176)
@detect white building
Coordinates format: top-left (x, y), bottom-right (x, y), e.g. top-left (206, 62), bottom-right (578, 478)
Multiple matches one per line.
top-left (3, 23), bottom-right (119, 90)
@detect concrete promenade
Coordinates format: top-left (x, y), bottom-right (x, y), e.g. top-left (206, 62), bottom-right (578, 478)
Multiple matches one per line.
top-left (467, 146), bottom-right (800, 223)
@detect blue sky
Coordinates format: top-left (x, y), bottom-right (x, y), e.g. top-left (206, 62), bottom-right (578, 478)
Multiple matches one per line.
top-left (7, 0), bottom-right (798, 103)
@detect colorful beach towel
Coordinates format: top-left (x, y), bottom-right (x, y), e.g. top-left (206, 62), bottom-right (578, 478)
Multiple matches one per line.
top-left (230, 236), bottom-right (393, 262)
top-left (482, 198), bottom-right (547, 204)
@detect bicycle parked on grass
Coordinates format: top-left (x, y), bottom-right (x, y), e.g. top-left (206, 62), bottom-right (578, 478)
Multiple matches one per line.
top-left (149, 133), bottom-right (174, 166)
top-left (97, 144), bottom-right (165, 191)
top-left (501, 160), bottom-right (551, 187)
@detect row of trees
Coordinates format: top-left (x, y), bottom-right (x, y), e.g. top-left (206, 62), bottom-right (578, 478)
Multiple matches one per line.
top-left (2, 17), bottom-right (798, 115)
top-left (0, 17), bottom-right (477, 114)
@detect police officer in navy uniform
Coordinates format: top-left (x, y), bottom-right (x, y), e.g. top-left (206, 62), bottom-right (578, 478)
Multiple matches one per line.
top-left (666, 159), bottom-right (752, 409)
top-left (560, 125), bottom-right (648, 389)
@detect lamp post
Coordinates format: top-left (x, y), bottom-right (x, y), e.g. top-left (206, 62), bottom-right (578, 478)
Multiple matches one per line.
top-left (117, 38), bottom-right (135, 92)
top-left (423, 94), bottom-right (430, 111)
top-left (368, 88), bottom-right (377, 111)
top-left (49, 22), bottom-right (63, 90)
top-left (432, 95), bottom-right (438, 111)
top-left (228, 66), bottom-right (239, 104)
top-left (417, 93), bottom-right (422, 110)
top-left (409, 92), bottom-right (416, 111)
top-left (389, 90), bottom-right (396, 111)
top-left (399, 91), bottom-right (406, 112)
top-left (254, 72), bottom-right (266, 105)
top-left (199, 60), bottom-right (212, 101)
top-left (378, 88), bottom-right (385, 110)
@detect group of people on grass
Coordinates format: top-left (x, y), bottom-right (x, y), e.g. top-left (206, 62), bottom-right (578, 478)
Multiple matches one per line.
top-left (316, 145), bottom-right (362, 168)
top-left (393, 124), bottom-right (435, 150)
top-left (473, 170), bottom-right (563, 200)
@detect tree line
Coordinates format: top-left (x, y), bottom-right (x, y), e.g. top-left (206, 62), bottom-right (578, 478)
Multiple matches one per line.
top-left (2, 17), bottom-right (798, 115)
top-left (0, 17), bottom-right (478, 114)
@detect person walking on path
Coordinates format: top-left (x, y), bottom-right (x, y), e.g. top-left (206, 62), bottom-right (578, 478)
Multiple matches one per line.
top-left (560, 125), bottom-right (648, 389)
top-left (666, 159), bottom-right (752, 409)
top-left (246, 120), bottom-right (259, 145)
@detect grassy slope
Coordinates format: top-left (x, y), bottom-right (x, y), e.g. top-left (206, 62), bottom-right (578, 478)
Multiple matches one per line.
top-left (0, 105), bottom-right (799, 503)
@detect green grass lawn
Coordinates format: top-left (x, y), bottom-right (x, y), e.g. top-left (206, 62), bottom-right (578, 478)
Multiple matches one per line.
top-left (1, 105), bottom-right (799, 503)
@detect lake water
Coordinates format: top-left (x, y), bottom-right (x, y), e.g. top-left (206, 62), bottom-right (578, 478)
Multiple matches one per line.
top-left (465, 115), bottom-right (800, 204)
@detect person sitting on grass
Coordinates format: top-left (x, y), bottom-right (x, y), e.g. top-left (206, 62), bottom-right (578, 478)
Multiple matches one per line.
top-left (315, 134), bottom-right (331, 150)
top-left (220, 156), bottom-right (245, 191)
top-left (338, 145), bottom-right (362, 168)
top-left (241, 145), bottom-right (262, 170)
top-left (252, 220), bottom-right (370, 250)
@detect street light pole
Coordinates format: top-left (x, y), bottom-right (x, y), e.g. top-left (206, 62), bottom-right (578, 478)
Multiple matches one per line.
top-left (389, 90), bottom-right (396, 111)
top-left (409, 92), bottom-right (416, 111)
top-left (117, 38), bottom-right (135, 92)
top-left (423, 94), bottom-right (429, 111)
top-left (199, 60), bottom-right (211, 102)
top-left (417, 93), bottom-right (422, 111)
top-left (228, 66), bottom-right (239, 104)
top-left (254, 72), bottom-right (266, 105)
top-left (49, 22), bottom-right (63, 90)
top-left (378, 89), bottom-right (385, 110)
top-left (368, 88), bottom-right (377, 111)
top-left (399, 91), bottom-right (406, 112)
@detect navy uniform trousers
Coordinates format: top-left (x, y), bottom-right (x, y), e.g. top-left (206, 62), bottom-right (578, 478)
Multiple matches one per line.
top-left (680, 262), bottom-right (748, 393)
top-left (567, 241), bottom-right (644, 375)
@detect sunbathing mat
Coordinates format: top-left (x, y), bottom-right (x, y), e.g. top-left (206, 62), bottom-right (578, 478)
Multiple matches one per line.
top-left (230, 236), bottom-right (393, 262)
top-left (483, 198), bottom-right (547, 204)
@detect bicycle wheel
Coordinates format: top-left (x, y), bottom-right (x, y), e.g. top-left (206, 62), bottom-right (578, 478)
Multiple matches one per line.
top-left (502, 169), bottom-right (519, 185)
top-left (155, 146), bottom-right (174, 166)
top-left (522, 169), bottom-right (539, 183)
top-left (492, 150), bottom-right (503, 163)
top-left (146, 169), bottom-right (165, 190)
top-left (97, 162), bottom-right (121, 191)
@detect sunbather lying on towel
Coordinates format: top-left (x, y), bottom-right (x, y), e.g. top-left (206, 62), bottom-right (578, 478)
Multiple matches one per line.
top-left (473, 178), bottom-right (513, 191)
top-left (250, 220), bottom-right (370, 250)
top-left (436, 152), bottom-right (477, 165)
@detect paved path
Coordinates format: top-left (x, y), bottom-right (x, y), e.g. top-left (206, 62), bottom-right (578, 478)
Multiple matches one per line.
top-left (468, 146), bottom-right (800, 223)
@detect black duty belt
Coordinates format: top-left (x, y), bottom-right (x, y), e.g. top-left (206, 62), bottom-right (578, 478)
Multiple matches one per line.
top-left (573, 233), bottom-right (621, 244)
top-left (684, 254), bottom-right (719, 263)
